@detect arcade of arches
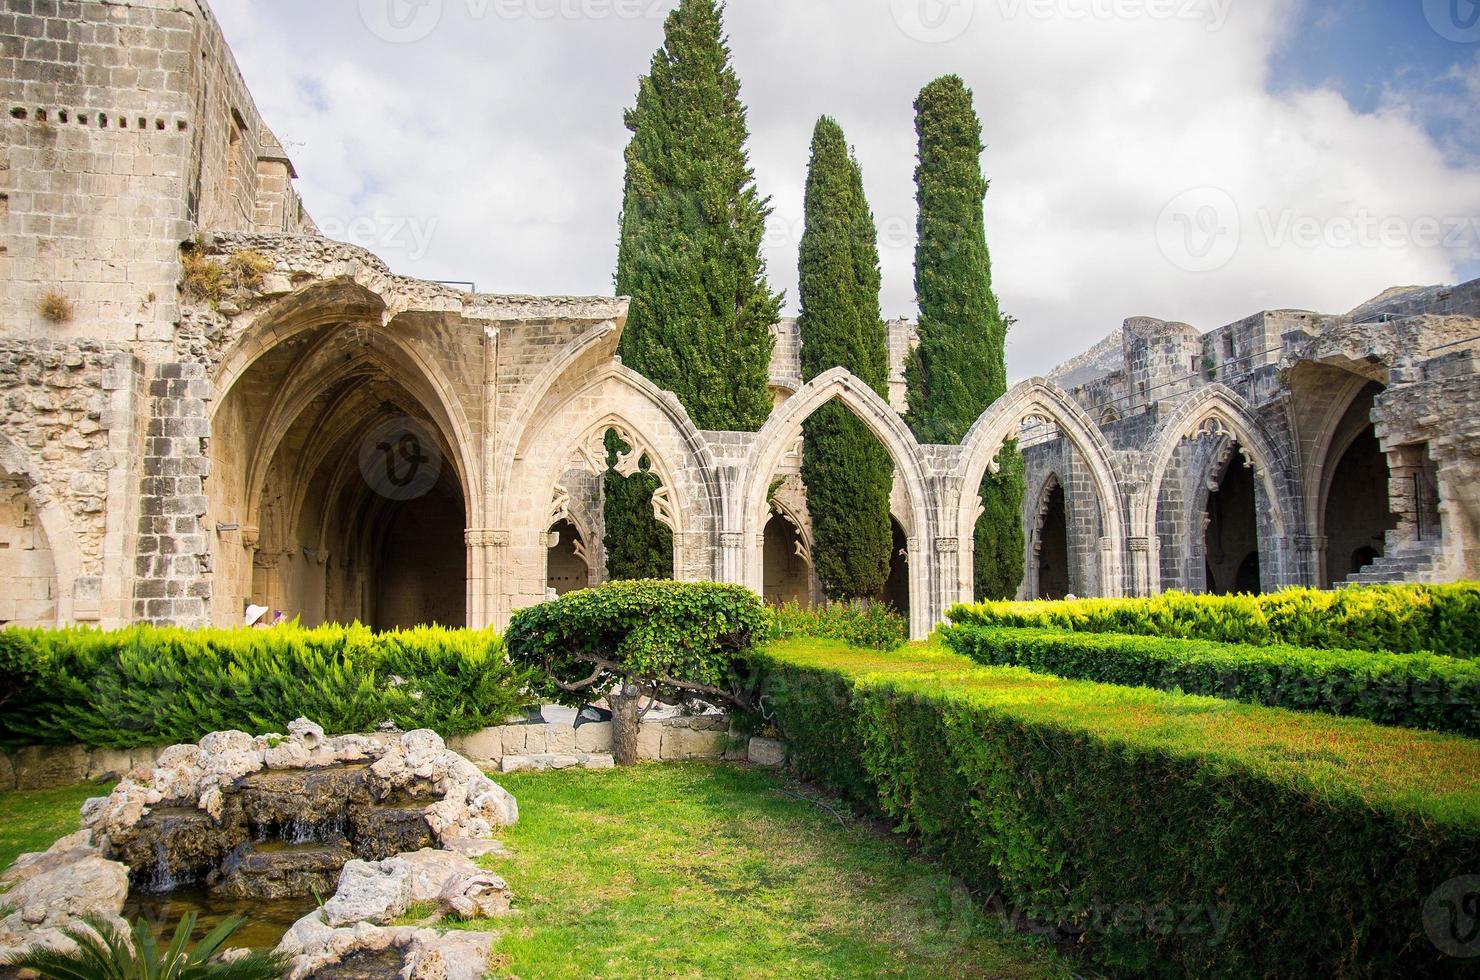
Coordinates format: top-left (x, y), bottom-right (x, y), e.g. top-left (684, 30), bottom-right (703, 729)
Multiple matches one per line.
top-left (4, 236), bottom-right (1475, 639)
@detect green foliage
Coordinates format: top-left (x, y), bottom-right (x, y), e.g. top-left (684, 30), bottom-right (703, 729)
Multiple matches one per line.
top-left (766, 601), bottom-right (907, 651)
top-left (949, 582), bottom-right (1480, 659)
top-left (797, 117), bottom-right (894, 600)
top-left (0, 624), bottom-right (535, 749)
top-left (1, 913), bottom-right (287, 980)
top-left (608, 0), bottom-right (781, 578)
top-left (941, 623), bottom-right (1480, 735)
top-left (601, 437), bottom-right (674, 581)
top-left (757, 638), bottom-right (1480, 978)
top-left (903, 75), bottom-right (1023, 600)
top-left (506, 581), bottom-right (768, 706)
top-left (974, 446), bottom-right (1026, 601)
top-left (614, 0), bottom-right (781, 432)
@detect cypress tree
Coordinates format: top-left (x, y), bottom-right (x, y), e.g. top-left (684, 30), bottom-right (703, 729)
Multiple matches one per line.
top-left (605, 0), bottom-right (781, 579)
top-left (905, 75), bottom-right (1025, 600)
top-left (614, 0), bottom-right (781, 428)
top-left (797, 117), bottom-right (894, 601)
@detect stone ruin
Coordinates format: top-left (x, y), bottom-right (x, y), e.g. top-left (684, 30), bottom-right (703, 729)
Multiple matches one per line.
top-left (0, 720), bottom-right (519, 980)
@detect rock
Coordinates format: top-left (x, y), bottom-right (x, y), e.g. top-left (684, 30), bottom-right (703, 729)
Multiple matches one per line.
top-left (197, 730), bottom-right (264, 787)
top-left (635, 723), bottom-right (664, 761)
top-left (212, 840), bottom-right (355, 901)
top-left (466, 780), bottom-right (518, 829)
top-left (438, 870), bottom-right (511, 920)
top-left (85, 748), bottom-right (134, 782)
top-left (660, 728), bottom-right (728, 761)
top-left (265, 739), bottom-right (311, 770)
top-left (575, 721), bottom-right (613, 754)
top-left (546, 725), bottom-right (578, 754)
top-left (322, 859), bottom-right (412, 927)
top-left (388, 849), bottom-right (478, 904)
top-left (539, 705), bottom-right (579, 726)
top-left (288, 718), bottom-right (326, 750)
top-left (443, 838), bottom-right (512, 860)
top-left (0, 751), bottom-right (15, 791)
top-left (198, 786), bottom-right (224, 822)
top-left (407, 930), bottom-right (494, 980)
top-left (10, 745), bottom-right (88, 790)
top-left (401, 730), bottom-right (445, 768)
top-left (150, 745), bottom-right (203, 800)
top-left (582, 754), bottom-right (616, 770)
top-left (0, 853), bottom-right (128, 931)
top-left (277, 909), bottom-right (336, 958)
top-left (79, 796), bottom-right (108, 827)
top-left (748, 737), bottom-right (787, 768)
top-left (325, 734), bottom-right (380, 764)
top-left (578, 705), bottom-right (612, 723)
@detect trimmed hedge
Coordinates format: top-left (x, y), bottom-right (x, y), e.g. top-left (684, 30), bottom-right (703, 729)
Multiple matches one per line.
top-left (766, 600), bottom-right (908, 651)
top-left (757, 639), bottom-right (1480, 978)
top-left (0, 624), bottom-right (536, 749)
top-left (949, 583), bottom-right (1480, 659)
top-left (506, 580), bottom-right (768, 705)
top-left (940, 623), bottom-right (1480, 736)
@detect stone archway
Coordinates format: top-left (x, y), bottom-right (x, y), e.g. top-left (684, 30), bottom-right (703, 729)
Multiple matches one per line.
top-left (1135, 385), bottom-right (1297, 595)
top-left (207, 310), bottom-right (478, 629)
top-left (957, 379), bottom-right (1125, 608)
top-left (1027, 473), bottom-right (1071, 601)
top-left (0, 435), bottom-right (82, 626)
top-left (739, 368), bottom-right (933, 640)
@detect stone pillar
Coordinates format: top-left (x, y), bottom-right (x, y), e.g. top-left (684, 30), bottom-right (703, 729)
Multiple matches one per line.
top-left (718, 531), bottom-right (746, 587)
top-left (1296, 534), bottom-right (1327, 589)
top-left (929, 536), bottom-right (958, 638)
top-left (464, 529), bottom-right (508, 630)
top-left (1127, 536), bottom-right (1156, 597)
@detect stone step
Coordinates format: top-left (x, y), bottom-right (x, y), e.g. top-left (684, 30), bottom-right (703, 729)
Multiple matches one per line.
top-left (497, 753), bottom-right (615, 774)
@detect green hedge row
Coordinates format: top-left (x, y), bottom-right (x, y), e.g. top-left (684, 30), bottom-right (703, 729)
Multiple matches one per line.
top-left (939, 624), bottom-right (1480, 736)
top-left (0, 624), bottom-right (537, 749)
top-left (949, 583), bottom-right (1480, 659)
top-left (757, 639), bottom-right (1480, 978)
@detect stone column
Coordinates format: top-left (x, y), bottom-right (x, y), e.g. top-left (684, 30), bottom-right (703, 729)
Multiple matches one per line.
top-left (929, 536), bottom-right (958, 639)
top-left (1296, 534), bottom-right (1327, 589)
top-left (1127, 536), bottom-right (1156, 597)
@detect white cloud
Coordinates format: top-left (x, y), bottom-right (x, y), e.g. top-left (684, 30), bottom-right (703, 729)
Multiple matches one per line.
top-left (209, 0), bottom-right (1480, 380)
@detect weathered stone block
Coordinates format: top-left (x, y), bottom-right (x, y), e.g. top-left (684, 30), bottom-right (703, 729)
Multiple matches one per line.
top-left (11, 744), bottom-right (88, 790)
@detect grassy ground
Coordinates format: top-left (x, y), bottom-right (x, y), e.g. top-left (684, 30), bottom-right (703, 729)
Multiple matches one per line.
top-left (474, 763), bottom-right (1070, 979)
top-left (0, 783), bottom-right (111, 874)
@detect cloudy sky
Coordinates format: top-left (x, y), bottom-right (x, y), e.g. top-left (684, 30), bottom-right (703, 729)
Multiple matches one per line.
top-left (209, 0), bottom-right (1480, 380)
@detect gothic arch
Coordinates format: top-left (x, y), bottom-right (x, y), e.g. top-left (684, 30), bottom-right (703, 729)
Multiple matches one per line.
top-left (740, 368), bottom-right (932, 638)
top-left (956, 379), bottom-right (1126, 605)
top-left (501, 364), bottom-right (722, 623)
top-left (0, 434), bottom-right (83, 625)
top-left (1026, 471), bottom-right (1071, 601)
top-left (1134, 384), bottom-right (1298, 592)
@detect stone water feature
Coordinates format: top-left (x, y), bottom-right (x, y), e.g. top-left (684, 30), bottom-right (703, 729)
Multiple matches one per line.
top-left (0, 720), bottom-right (519, 979)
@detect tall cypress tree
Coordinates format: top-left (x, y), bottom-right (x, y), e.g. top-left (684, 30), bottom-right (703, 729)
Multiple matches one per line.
top-left (605, 0), bottom-right (781, 580)
top-left (615, 0), bottom-right (781, 429)
top-left (797, 117), bottom-right (894, 601)
top-left (905, 75), bottom-right (1025, 600)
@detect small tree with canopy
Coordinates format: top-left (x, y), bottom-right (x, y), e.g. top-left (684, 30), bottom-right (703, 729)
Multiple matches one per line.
top-left (505, 581), bottom-right (768, 765)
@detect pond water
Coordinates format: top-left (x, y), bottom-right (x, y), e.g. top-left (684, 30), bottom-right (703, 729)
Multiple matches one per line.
top-left (122, 887), bottom-right (319, 951)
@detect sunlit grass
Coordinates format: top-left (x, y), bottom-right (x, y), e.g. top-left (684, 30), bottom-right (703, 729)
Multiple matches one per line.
top-left (471, 763), bottom-right (1070, 979)
top-left (0, 782), bottom-right (112, 874)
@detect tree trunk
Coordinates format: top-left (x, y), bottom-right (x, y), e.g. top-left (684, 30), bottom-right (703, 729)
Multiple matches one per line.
top-left (609, 680), bottom-right (641, 766)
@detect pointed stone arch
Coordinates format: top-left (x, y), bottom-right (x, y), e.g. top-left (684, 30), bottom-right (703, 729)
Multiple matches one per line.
top-left (955, 379), bottom-right (1126, 607)
top-left (0, 434), bottom-right (83, 625)
top-left (1133, 384), bottom-right (1298, 593)
top-left (500, 363), bottom-right (722, 625)
top-left (739, 368), bottom-right (933, 639)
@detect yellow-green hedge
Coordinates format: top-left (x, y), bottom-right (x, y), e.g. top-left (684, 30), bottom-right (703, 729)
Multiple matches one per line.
top-left (757, 638), bottom-right (1480, 977)
top-left (0, 624), bottom-right (536, 749)
top-left (949, 583), bottom-right (1480, 658)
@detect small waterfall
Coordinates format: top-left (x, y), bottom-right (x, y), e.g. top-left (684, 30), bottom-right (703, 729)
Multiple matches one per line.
top-left (147, 829), bottom-right (178, 893)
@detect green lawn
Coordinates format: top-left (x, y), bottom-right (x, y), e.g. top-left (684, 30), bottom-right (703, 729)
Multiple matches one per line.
top-left (0, 767), bottom-right (1069, 978)
top-left (0, 783), bottom-right (111, 874)
top-left (475, 763), bottom-right (1070, 979)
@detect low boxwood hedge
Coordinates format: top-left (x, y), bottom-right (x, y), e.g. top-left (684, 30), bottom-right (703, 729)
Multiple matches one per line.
top-left (939, 623), bottom-right (1480, 736)
top-left (949, 583), bottom-right (1480, 659)
top-left (757, 639), bottom-right (1480, 978)
top-left (0, 623), bottom-right (537, 749)
top-left (765, 600), bottom-right (908, 651)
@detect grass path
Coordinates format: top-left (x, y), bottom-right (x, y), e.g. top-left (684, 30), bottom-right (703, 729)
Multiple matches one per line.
top-left (476, 763), bottom-right (1069, 979)
top-left (0, 783), bottom-right (111, 874)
